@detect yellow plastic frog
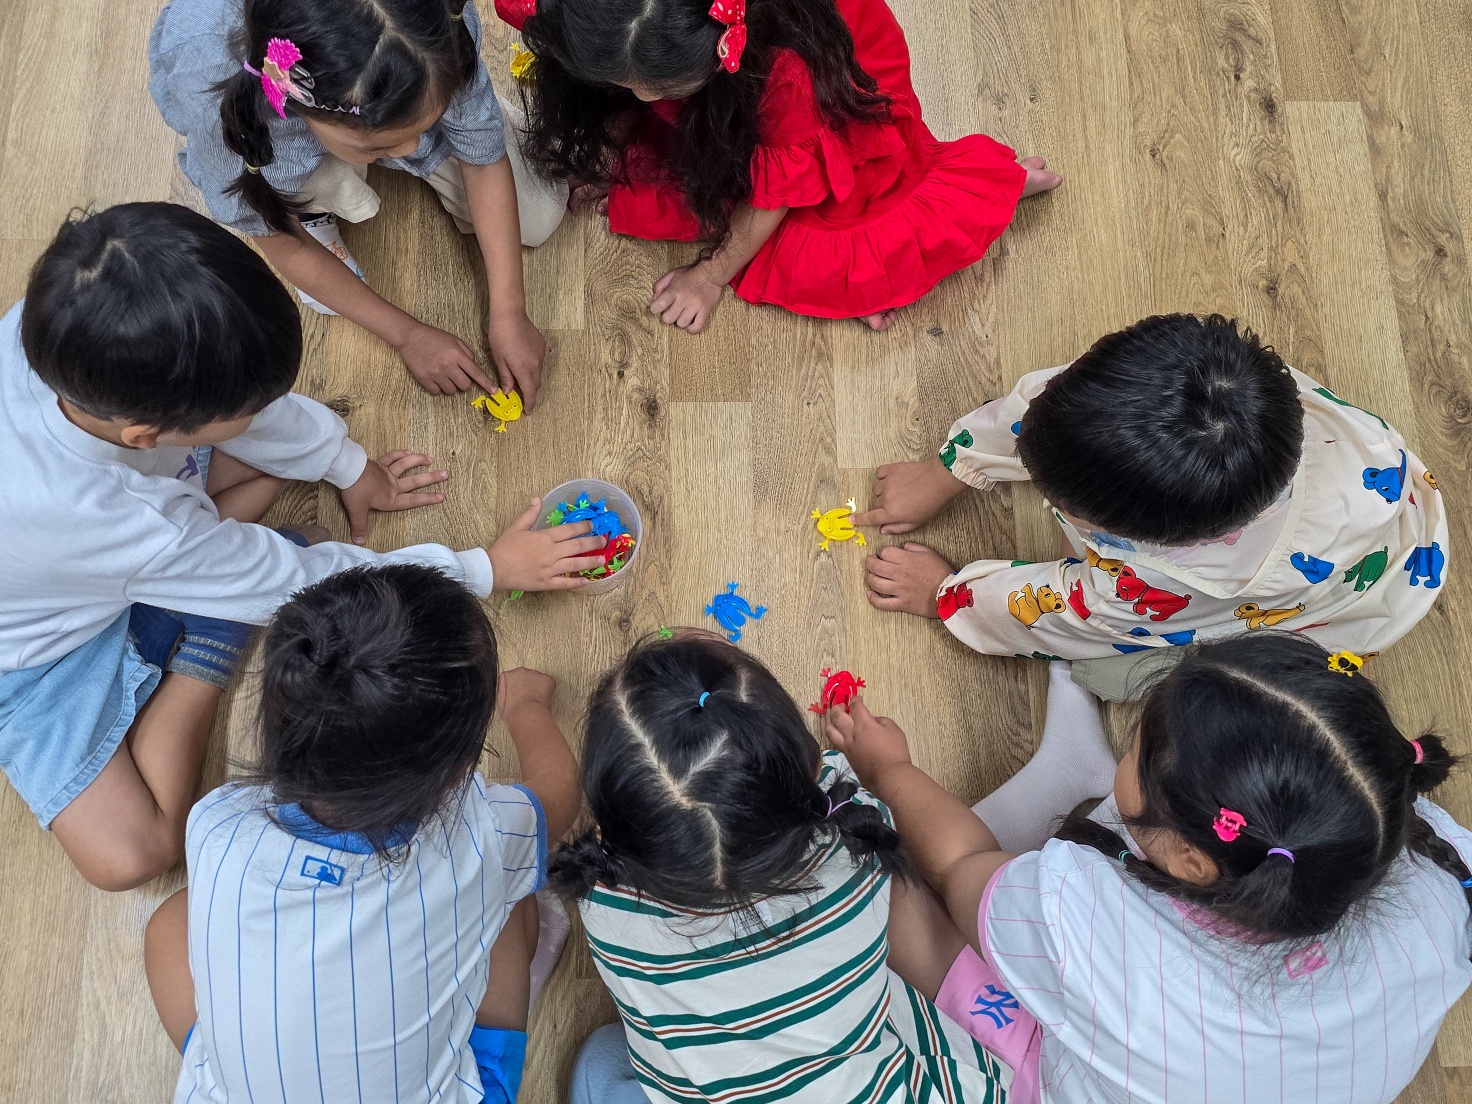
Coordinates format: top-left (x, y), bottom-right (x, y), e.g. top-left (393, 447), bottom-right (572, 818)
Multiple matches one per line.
top-left (812, 499), bottom-right (867, 551)
top-left (472, 391), bottom-right (523, 433)
top-left (509, 43), bottom-right (535, 81)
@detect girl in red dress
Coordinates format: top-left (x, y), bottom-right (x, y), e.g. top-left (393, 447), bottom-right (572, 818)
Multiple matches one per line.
top-left (499, 0), bottom-right (1060, 331)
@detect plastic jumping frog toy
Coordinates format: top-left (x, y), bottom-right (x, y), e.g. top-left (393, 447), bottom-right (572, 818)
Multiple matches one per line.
top-left (809, 668), bottom-right (865, 715)
top-left (705, 582), bottom-right (767, 643)
top-left (560, 495), bottom-right (628, 540)
top-left (472, 391), bottom-right (523, 432)
top-left (811, 500), bottom-right (867, 551)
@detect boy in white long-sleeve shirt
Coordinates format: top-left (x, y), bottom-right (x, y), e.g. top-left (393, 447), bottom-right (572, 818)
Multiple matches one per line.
top-left (0, 203), bottom-right (606, 891)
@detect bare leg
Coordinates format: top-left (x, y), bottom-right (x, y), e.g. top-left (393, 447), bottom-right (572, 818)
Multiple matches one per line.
top-left (886, 878), bottom-right (969, 1001)
top-left (476, 895), bottom-right (538, 1032)
top-left (205, 450), bottom-right (288, 524)
top-left (49, 674), bottom-right (222, 891)
top-left (145, 889), bottom-right (196, 1051)
top-left (860, 308), bottom-right (900, 332)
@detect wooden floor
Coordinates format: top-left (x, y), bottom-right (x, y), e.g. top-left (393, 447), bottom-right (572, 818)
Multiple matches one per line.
top-left (2, 0), bottom-right (1472, 1099)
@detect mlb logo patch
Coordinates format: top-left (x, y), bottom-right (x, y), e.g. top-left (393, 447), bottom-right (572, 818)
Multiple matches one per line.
top-left (301, 855), bottom-right (345, 886)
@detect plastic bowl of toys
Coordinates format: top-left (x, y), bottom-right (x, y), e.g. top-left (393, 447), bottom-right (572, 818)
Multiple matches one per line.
top-left (532, 478), bottom-right (643, 594)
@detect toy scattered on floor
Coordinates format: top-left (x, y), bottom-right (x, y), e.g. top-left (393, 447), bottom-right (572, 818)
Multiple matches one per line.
top-left (499, 590), bottom-right (525, 612)
top-left (809, 668), bottom-right (865, 715)
top-left (472, 391), bottom-right (523, 432)
top-left (508, 42), bottom-right (535, 81)
top-left (812, 500), bottom-right (867, 551)
top-left (657, 626), bottom-right (675, 640)
top-left (543, 494), bottom-right (637, 579)
top-left (705, 582), bottom-right (766, 643)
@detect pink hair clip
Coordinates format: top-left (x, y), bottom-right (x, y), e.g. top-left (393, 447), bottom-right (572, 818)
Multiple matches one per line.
top-left (254, 38), bottom-right (304, 119)
top-left (709, 0), bottom-right (747, 73)
top-left (1213, 808), bottom-right (1246, 843)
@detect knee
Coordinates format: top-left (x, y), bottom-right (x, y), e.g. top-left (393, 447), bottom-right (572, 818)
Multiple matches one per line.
top-left (521, 202), bottom-right (567, 248)
top-left (77, 833), bottom-right (182, 893)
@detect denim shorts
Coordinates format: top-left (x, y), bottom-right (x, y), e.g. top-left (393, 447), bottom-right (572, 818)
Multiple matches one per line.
top-left (0, 611), bottom-right (161, 827)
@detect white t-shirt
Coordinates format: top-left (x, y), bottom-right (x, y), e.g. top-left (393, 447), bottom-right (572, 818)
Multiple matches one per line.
top-left (0, 301), bottom-right (493, 672)
top-left (982, 799), bottom-right (1472, 1104)
top-left (174, 776), bottom-right (546, 1104)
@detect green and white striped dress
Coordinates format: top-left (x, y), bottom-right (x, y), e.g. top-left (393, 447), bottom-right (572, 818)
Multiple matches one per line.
top-left (580, 753), bottom-right (1010, 1104)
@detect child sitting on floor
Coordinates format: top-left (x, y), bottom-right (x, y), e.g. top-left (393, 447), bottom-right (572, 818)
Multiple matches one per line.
top-left (551, 632), bottom-right (1009, 1104)
top-left (143, 565), bottom-right (581, 1104)
top-left (502, 0), bottom-right (1059, 333)
top-left (856, 313), bottom-right (1448, 694)
top-left (0, 202), bottom-right (606, 891)
top-left (150, 0), bottom-right (565, 401)
top-left (830, 634), bottom-right (1472, 1104)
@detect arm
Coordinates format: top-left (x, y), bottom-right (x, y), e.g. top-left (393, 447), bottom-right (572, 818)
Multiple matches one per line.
top-left (499, 668), bottom-right (581, 841)
top-left (649, 203), bottom-right (789, 334)
top-left (254, 228), bottom-right (495, 396)
top-left (827, 700), bottom-right (1012, 948)
top-left (460, 157), bottom-right (548, 409)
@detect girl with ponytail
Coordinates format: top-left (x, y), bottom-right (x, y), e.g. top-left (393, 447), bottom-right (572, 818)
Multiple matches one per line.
top-left (149, 0), bottom-right (566, 403)
top-left (554, 631), bottom-right (1008, 1104)
top-left (829, 633), bottom-right (1472, 1104)
top-left (143, 565), bottom-right (582, 1104)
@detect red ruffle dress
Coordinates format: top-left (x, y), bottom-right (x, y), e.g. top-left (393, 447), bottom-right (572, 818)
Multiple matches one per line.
top-left (498, 0), bottom-right (1027, 318)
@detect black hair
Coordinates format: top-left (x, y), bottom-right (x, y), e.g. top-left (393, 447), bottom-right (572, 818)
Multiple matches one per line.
top-left (520, 0), bottom-right (890, 247)
top-left (1016, 313), bottom-right (1304, 544)
top-left (251, 564), bottom-right (499, 859)
top-left (20, 202), bottom-right (300, 433)
top-left (219, 0), bottom-right (478, 234)
top-left (1059, 634), bottom-right (1470, 946)
top-left (550, 634), bottom-right (910, 908)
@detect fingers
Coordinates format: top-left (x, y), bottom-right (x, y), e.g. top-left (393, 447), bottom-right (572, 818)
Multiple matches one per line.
top-left (866, 589), bottom-right (909, 611)
top-left (651, 288), bottom-right (677, 316)
top-left (653, 271), bottom-right (674, 298)
top-left (660, 299), bottom-right (685, 326)
top-left (465, 359), bottom-right (501, 396)
top-left (687, 310), bottom-right (709, 334)
top-left (510, 498), bottom-right (543, 531)
top-left (345, 499), bottom-right (370, 546)
top-left (385, 452), bottom-right (433, 477)
top-left (555, 553), bottom-right (609, 576)
top-left (849, 507), bottom-right (886, 528)
top-left (548, 519), bottom-right (595, 542)
top-left (395, 469), bottom-right (449, 492)
top-left (388, 490), bottom-right (447, 511)
top-left (545, 574), bottom-right (591, 591)
top-left (442, 363), bottom-right (474, 393)
top-left (556, 533), bottom-right (608, 557)
top-left (881, 522), bottom-right (917, 536)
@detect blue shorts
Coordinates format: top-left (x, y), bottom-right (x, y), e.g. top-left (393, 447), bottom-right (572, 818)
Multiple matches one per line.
top-left (0, 611), bottom-right (161, 827)
top-left (469, 1025), bottom-right (527, 1104)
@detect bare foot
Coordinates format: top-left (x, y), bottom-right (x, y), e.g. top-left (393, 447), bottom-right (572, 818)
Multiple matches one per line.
top-left (861, 308), bottom-right (899, 332)
top-left (569, 183), bottom-right (610, 215)
top-left (864, 542), bottom-right (956, 617)
top-left (1019, 156), bottom-right (1063, 199)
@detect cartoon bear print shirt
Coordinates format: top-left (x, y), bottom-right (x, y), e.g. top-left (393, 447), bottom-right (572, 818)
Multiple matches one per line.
top-left (934, 366), bottom-right (1449, 661)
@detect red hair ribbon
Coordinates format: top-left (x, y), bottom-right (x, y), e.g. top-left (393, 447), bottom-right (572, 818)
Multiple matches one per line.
top-left (708, 0), bottom-right (747, 73)
top-left (1213, 808), bottom-right (1246, 843)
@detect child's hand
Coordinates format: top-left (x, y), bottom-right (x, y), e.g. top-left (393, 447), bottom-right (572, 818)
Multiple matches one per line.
top-left (396, 321), bottom-right (499, 396)
top-left (500, 666), bottom-right (556, 720)
top-left (865, 543), bottom-right (956, 617)
top-left (487, 309), bottom-right (547, 411)
top-left (338, 451), bottom-right (450, 545)
top-left (851, 459), bottom-right (967, 535)
top-left (651, 263), bottom-right (724, 333)
top-left (826, 697), bottom-right (914, 785)
top-left (487, 498), bottom-right (608, 592)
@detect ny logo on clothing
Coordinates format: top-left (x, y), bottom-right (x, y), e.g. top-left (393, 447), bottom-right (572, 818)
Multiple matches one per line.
top-left (301, 855), bottom-right (345, 886)
top-left (971, 985), bottom-right (1021, 1029)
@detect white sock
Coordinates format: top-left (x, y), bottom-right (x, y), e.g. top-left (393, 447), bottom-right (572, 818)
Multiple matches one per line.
top-left (972, 662), bottom-right (1119, 853)
top-left (295, 213), bottom-right (364, 316)
top-left (528, 889), bottom-right (570, 1014)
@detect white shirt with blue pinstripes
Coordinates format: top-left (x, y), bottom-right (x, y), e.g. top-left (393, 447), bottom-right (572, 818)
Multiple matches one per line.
top-left (173, 775), bottom-right (545, 1104)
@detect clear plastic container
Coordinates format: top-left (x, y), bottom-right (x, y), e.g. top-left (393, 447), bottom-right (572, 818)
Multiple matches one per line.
top-left (532, 478), bottom-right (644, 594)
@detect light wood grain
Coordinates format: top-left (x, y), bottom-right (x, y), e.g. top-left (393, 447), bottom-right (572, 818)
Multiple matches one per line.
top-left (1, 0), bottom-right (1471, 1100)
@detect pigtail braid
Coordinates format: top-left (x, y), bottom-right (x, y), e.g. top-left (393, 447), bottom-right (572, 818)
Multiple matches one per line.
top-left (822, 780), bottom-right (913, 882)
top-left (1406, 814), bottom-right (1472, 956)
top-left (217, 68), bottom-right (303, 234)
top-left (549, 830), bottom-right (621, 900)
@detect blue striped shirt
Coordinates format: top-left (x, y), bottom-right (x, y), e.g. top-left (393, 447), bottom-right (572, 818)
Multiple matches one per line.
top-left (173, 776), bottom-right (545, 1103)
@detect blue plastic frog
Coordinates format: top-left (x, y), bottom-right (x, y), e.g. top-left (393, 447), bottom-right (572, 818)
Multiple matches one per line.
top-left (557, 495), bottom-right (627, 540)
top-left (705, 582), bottom-right (767, 643)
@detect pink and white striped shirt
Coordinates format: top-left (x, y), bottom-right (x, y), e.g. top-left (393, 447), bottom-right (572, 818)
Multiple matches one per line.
top-left (978, 799), bottom-right (1472, 1103)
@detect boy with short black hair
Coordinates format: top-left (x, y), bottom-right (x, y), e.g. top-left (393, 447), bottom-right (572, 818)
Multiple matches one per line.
top-left (858, 314), bottom-right (1448, 694)
top-left (0, 202), bottom-right (604, 890)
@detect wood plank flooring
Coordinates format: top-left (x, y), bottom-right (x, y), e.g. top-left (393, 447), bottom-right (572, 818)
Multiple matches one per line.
top-left (1, 0), bottom-right (1470, 1099)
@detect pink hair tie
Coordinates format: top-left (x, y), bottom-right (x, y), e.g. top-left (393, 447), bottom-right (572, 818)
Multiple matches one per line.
top-left (1267, 847), bottom-right (1295, 863)
top-left (1411, 739), bottom-right (1425, 764)
top-left (1213, 808), bottom-right (1246, 843)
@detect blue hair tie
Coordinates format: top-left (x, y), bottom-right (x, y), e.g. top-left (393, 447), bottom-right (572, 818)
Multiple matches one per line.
top-left (1460, 876), bottom-right (1472, 889)
top-left (698, 691), bottom-right (710, 708)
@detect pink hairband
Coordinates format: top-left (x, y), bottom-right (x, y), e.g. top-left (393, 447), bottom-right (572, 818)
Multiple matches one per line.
top-left (242, 38), bottom-right (362, 119)
top-left (1411, 739), bottom-right (1425, 764)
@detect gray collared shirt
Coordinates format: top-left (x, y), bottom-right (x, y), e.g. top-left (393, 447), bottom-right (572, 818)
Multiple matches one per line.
top-left (149, 0), bottom-right (507, 236)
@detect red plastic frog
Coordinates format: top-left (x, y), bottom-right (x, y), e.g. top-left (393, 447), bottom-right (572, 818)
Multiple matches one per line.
top-left (809, 668), bottom-right (866, 715)
top-left (583, 532), bottom-right (636, 578)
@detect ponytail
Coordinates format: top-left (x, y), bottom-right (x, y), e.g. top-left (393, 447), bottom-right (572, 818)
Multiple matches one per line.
top-left (822, 779), bottom-right (913, 882)
top-left (217, 68), bottom-right (303, 234)
top-left (549, 831), bottom-right (621, 899)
